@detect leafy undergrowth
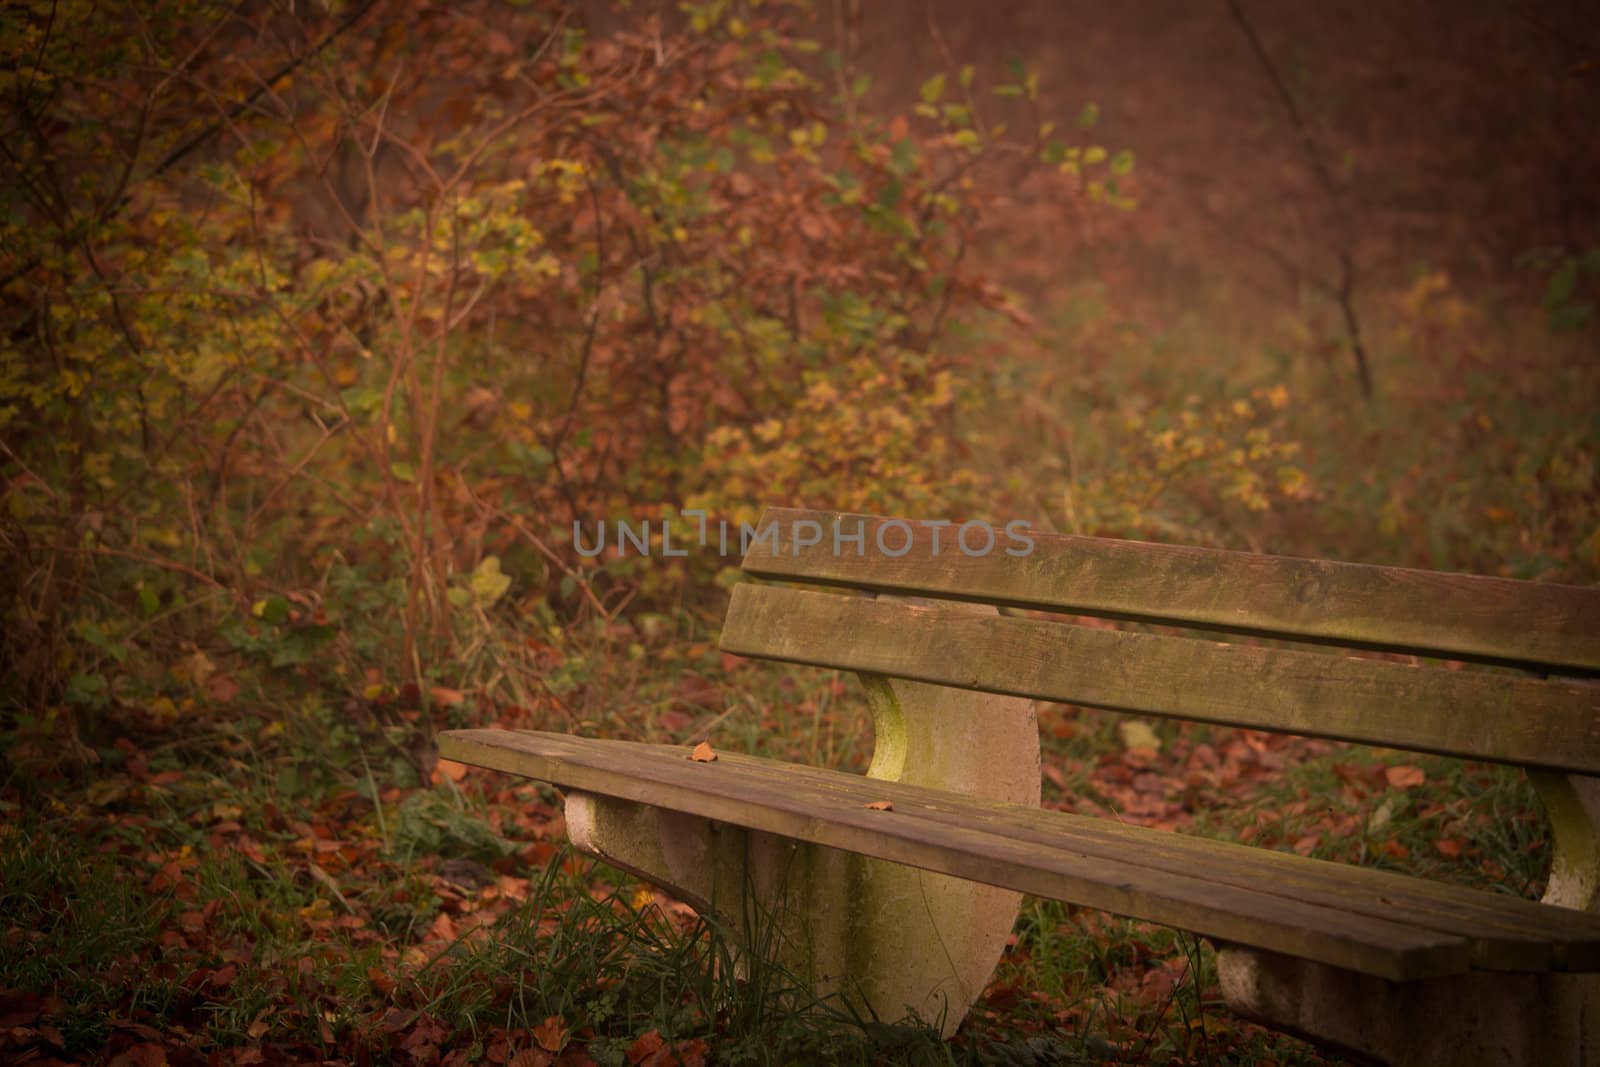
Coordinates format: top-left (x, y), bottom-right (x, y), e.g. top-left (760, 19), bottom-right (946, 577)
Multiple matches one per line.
top-left (0, 645), bottom-right (1554, 1066)
top-left (1, 694), bottom-right (934, 1067)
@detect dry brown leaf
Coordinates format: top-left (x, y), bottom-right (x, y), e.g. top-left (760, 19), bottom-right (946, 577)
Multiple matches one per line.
top-left (865, 800), bottom-right (894, 811)
top-left (532, 1014), bottom-right (568, 1053)
top-left (205, 672), bottom-right (241, 702)
top-left (626, 1029), bottom-right (665, 1065)
top-left (1384, 765), bottom-right (1426, 789)
top-left (690, 741), bottom-right (717, 762)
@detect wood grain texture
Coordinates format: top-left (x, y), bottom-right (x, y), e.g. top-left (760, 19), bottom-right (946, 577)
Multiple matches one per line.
top-left (437, 730), bottom-right (1600, 980)
top-left (741, 508), bottom-right (1600, 673)
top-left (719, 584), bottom-right (1600, 774)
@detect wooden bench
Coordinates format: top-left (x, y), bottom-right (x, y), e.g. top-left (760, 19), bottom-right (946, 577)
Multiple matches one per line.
top-left (440, 507), bottom-right (1600, 1065)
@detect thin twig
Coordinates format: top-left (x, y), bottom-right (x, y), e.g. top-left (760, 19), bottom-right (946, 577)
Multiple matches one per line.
top-left (1224, 0), bottom-right (1374, 399)
top-left (0, 0), bottom-right (384, 290)
top-left (455, 472), bottom-right (611, 623)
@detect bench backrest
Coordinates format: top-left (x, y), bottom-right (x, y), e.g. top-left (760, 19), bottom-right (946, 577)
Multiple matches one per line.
top-left (719, 508), bottom-right (1600, 776)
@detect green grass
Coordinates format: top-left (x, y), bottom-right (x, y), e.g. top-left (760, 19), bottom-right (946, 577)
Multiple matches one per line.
top-left (1, 831), bottom-right (178, 1054)
top-left (0, 805), bottom-right (1093, 1065)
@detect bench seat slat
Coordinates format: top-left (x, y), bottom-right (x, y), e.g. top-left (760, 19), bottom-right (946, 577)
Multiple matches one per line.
top-left (719, 585), bottom-right (1600, 775)
top-left (743, 508), bottom-right (1600, 674)
top-left (437, 730), bottom-right (1600, 981)
top-left (663, 737), bottom-right (1600, 970)
top-left (615, 728), bottom-right (1600, 968)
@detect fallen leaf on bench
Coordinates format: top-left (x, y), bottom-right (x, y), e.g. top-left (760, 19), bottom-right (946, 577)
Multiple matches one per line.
top-left (1384, 764), bottom-right (1426, 789)
top-left (689, 741), bottom-right (717, 762)
top-left (865, 800), bottom-right (894, 811)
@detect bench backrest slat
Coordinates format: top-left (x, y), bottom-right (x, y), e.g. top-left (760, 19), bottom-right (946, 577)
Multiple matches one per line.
top-left (720, 584), bottom-right (1600, 774)
top-left (740, 508), bottom-right (1600, 674)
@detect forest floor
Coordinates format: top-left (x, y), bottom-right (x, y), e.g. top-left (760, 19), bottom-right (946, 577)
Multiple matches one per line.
top-left (2, 649), bottom-right (1552, 1065)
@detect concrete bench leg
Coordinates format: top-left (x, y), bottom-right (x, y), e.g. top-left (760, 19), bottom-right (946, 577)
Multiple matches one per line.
top-left (563, 635), bottom-right (1040, 1036)
top-left (1219, 772), bottom-right (1600, 1066)
top-left (1218, 946), bottom-right (1598, 1066)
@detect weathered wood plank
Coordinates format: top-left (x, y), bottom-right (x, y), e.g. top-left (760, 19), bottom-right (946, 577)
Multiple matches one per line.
top-left (719, 585), bottom-right (1600, 774)
top-left (740, 508), bottom-right (1600, 674)
top-left (699, 744), bottom-right (1600, 971)
top-left (437, 729), bottom-right (1600, 980)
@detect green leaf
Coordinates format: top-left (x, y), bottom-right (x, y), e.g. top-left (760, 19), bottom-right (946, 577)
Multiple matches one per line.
top-left (252, 596), bottom-right (290, 625)
top-left (389, 790), bottom-right (517, 863)
top-left (1111, 149), bottom-right (1135, 176)
top-left (1545, 259), bottom-right (1578, 307)
top-left (390, 461), bottom-right (415, 483)
top-left (470, 555), bottom-right (512, 606)
top-left (889, 138), bottom-right (917, 175)
top-left (66, 672), bottom-right (108, 708)
top-left (919, 73), bottom-right (946, 105)
top-left (1077, 102), bottom-right (1100, 129)
top-left (269, 625), bottom-right (335, 667)
top-left (1117, 720), bottom-right (1162, 751)
top-left (341, 386), bottom-right (383, 417)
top-left (511, 441), bottom-right (554, 469)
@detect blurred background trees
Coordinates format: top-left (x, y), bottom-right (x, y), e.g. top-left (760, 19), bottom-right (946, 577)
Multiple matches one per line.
top-left (2, 0), bottom-right (1595, 750)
